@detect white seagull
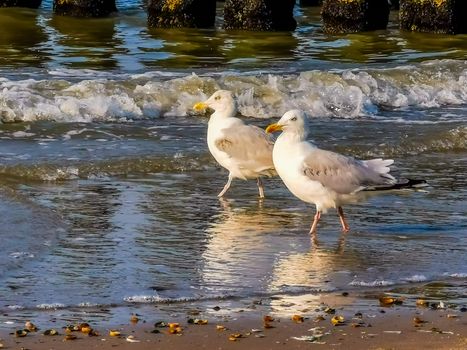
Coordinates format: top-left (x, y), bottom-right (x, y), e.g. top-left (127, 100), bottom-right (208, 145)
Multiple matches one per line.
top-left (193, 90), bottom-right (275, 198)
top-left (266, 109), bottom-right (424, 234)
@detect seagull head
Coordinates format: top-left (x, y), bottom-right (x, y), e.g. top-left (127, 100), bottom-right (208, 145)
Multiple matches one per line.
top-left (193, 90), bottom-right (237, 117)
top-left (265, 110), bottom-right (309, 138)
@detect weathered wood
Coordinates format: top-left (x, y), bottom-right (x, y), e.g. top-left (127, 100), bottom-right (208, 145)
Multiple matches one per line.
top-left (389, 0), bottom-right (400, 10)
top-left (53, 0), bottom-right (117, 18)
top-left (147, 0), bottom-right (216, 28)
top-left (300, 0), bottom-right (322, 6)
top-left (400, 0), bottom-right (467, 34)
top-left (223, 0), bottom-right (296, 31)
top-left (321, 0), bottom-right (390, 34)
top-left (0, 0), bottom-right (42, 8)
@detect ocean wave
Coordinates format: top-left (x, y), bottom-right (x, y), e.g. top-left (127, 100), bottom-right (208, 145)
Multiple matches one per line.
top-left (36, 303), bottom-right (66, 310)
top-left (402, 275), bottom-right (428, 283)
top-left (349, 279), bottom-right (395, 287)
top-left (0, 59), bottom-right (465, 123)
top-left (0, 154), bottom-right (212, 181)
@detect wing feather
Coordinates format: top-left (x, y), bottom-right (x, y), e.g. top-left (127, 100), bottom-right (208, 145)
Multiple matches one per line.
top-left (302, 148), bottom-right (394, 194)
top-left (214, 124), bottom-right (275, 174)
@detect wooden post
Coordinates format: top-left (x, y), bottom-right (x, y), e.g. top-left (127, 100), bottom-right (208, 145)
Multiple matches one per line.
top-left (0, 0), bottom-right (42, 8)
top-left (321, 0), bottom-right (390, 34)
top-left (147, 0), bottom-right (217, 28)
top-left (53, 0), bottom-right (117, 17)
top-left (223, 0), bottom-right (296, 31)
top-left (400, 0), bottom-right (467, 34)
top-left (300, 0), bottom-right (322, 6)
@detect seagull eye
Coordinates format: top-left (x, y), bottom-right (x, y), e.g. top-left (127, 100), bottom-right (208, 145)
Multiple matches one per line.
top-left (291, 117), bottom-right (297, 121)
top-left (215, 96), bottom-right (221, 100)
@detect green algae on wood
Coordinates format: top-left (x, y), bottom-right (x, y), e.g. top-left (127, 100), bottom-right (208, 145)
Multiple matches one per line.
top-left (0, 0), bottom-right (42, 8)
top-left (147, 0), bottom-right (216, 28)
top-left (53, 0), bottom-right (117, 18)
top-left (223, 0), bottom-right (296, 31)
top-left (300, 0), bottom-right (323, 6)
top-left (400, 0), bottom-right (467, 34)
top-left (321, 0), bottom-right (390, 34)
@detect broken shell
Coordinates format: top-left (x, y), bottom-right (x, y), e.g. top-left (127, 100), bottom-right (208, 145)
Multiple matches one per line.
top-left (413, 316), bottom-right (426, 325)
top-left (15, 329), bottom-right (28, 337)
top-left (314, 315), bottom-right (325, 322)
top-left (78, 323), bottom-right (90, 330)
top-left (43, 329), bottom-right (59, 336)
top-left (109, 330), bottom-right (121, 337)
top-left (292, 315), bottom-right (304, 323)
top-left (130, 315), bottom-right (139, 324)
top-left (195, 319), bottom-right (208, 325)
top-left (64, 334), bottom-right (77, 340)
top-left (126, 335), bottom-right (141, 343)
top-left (379, 296), bottom-right (396, 306)
top-left (379, 296), bottom-right (403, 306)
top-left (25, 321), bottom-right (37, 331)
top-left (89, 330), bottom-right (99, 337)
top-left (80, 325), bottom-right (92, 334)
top-left (447, 314), bottom-right (459, 319)
top-left (331, 315), bottom-right (345, 326)
top-left (216, 325), bottom-right (226, 331)
top-left (263, 315), bottom-right (274, 323)
top-left (324, 307), bottom-right (335, 314)
top-left (168, 326), bottom-right (182, 334)
top-left (416, 299), bottom-right (429, 307)
top-left (229, 333), bottom-right (242, 341)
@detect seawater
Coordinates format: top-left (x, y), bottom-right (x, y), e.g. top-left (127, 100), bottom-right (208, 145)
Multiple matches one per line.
top-left (0, 3), bottom-right (466, 328)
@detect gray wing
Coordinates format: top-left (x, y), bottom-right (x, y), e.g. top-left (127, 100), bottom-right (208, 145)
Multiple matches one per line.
top-left (215, 124), bottom-right (275, 174)
top-left (302, 148), bottom-right (394, 194)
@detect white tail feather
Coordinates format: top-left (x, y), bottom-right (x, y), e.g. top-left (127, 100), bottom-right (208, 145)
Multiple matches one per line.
top-left (364, 158), bottom-right (396, 182)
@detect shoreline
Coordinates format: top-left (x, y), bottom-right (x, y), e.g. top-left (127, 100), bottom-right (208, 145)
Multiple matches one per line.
top-left (1, 293), bottom-right (465, 349)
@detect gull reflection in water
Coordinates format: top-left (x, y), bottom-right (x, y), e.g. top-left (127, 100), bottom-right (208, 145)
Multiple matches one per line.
top-left (200, 199), bottom-right (288, 293)
top-left (268, 232), bottom-right (358, 317)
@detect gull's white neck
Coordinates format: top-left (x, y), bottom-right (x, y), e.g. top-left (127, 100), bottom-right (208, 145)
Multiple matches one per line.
top-left (278, 129), bottom-right (309, 144)
top-left (210, 103), bottom-right (237, 120)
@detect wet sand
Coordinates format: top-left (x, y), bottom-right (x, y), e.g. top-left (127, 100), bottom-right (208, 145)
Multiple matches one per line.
top-left (1, 294), bottom-right (465, 350)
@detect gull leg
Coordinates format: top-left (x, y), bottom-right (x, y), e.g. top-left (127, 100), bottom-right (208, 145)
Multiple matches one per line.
top-left (309, 211), bottom-right (321, 234)
top-left (337, 206), bottom-right (350, 232)
top-left (257, 177), bottom-right (265, 199)
top-left (218, 173), bottom-right (233, 198)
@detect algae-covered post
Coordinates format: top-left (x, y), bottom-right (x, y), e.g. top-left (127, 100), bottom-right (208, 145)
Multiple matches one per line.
top-left (321, 0), bottom-right (390, 34)
top-left (300, 0), bottom-right (323, 6)
top-left (223, 0), bottom-right (297, 31)
top-left (400, 0), bottom-right (467, 34)
top-left (147, 0), bottom-right (217, 28)
top-left (389, 0), bottom-right (400, 10)
top-left (53, 0), bottom-right (117, 17)
top-left (0, 0), bottom-right (42, 8)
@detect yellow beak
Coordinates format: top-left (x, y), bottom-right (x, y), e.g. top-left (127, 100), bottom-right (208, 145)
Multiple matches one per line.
top-left (193, 102), bottom-right (208, 111)
top-left (265, 123), bottom-right (283, 133)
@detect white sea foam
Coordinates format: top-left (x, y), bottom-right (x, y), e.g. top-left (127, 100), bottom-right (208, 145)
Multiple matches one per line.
top-left (9, 252), bottom-right (34, 259)
top-left (402, 275), bottom-right (428, 283)
top-left (349, 279), bottom-right (395, 287)
top-left (443, 272), bottom-right (467, 278)
top-left (7, 304), bottom-right (24, 310)
top-left (1, 60), bottom-right (466, 123)
top-left (124, 295), bottom-right (161, 303)
top-left (36, 303), bottom-right (66, 309)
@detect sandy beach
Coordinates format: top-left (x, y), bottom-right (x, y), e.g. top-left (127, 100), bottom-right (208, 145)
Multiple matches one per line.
top-left (1, 293), bottom-right (465, 350)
